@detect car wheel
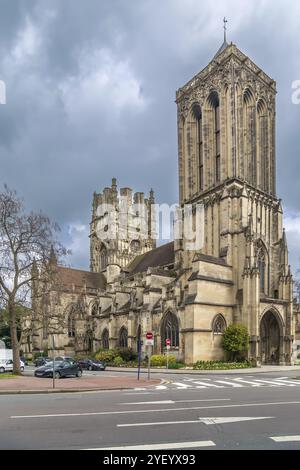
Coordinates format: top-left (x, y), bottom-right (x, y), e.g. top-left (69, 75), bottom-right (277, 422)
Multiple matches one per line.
top-left (54, 371), bottom-right (61, 379)
top-left (76, 370), bottom-right (82, 378)
top-left (0, 367), bottom-right (5, 373)
top-left (88, 365), bottom-right (92, 371)
top-left (20, 367), bottom-right (24, 372)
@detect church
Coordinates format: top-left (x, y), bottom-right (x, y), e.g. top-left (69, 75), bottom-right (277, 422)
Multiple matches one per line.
top-left (24, 36), bottom-right (299, 366)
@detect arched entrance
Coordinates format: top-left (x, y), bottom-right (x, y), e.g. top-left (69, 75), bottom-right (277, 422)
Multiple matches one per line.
top-left (260, 311), bottom-right (281, 364)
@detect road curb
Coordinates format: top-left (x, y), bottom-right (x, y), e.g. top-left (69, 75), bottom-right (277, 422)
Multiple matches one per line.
top-left (0, 378), bottom-right (164, 395)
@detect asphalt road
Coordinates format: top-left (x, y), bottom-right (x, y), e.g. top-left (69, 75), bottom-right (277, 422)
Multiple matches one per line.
top-left (1, 369), bottom-right (300, 450)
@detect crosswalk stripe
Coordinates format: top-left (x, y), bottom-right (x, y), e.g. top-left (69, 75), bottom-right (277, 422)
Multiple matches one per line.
top-left (272, 379), bottom-right (300, 386)
top-left (173, 382), bottom-right (194, 389)
top-left (193, 380), bottom-right (224, 388)
top-left (233, 378), bottom-right (263, 387)
top-left (215, 380), bottom-right (244, 388)
top-left (252, 379), bottom-right (295, 387)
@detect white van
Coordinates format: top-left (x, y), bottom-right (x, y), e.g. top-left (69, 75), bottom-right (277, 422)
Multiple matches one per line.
top-left (0, 359), bottom-right (25, 373)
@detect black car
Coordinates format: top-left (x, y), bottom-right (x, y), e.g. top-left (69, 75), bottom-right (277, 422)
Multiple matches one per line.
top-left (34, 357), bottom-right (52, 367)
top-left (77, 358), bottom-right (106, 371)
top-left (34, 360), bottom-right (82, 378)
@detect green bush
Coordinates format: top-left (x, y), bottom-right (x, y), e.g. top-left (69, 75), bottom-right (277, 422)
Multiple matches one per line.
top-left (116, 348), bottom-right (138, 362)
top-left (193, 360), bottom-right (252, 370)
top-left (222, 324), bottom-right (249, 361)
top-left (94, 349), bottom-right (120, 363)
top-left (32, 351), bottom-right (48, 360)
top-left (167, 362), bottom-right (186, 369)
top-left (150, 354), bottom-right (176, 367)
top-left (113, 356), bottom-right (124, 366)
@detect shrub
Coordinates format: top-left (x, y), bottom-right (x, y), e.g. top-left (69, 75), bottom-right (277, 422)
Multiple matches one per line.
top-left (150, 354), bottom-right (176, 367)
top-left (193, 360), bottom-right (252, 370)
top-left (113, 356), bottom-right (124, 366)
top-left (94, 349), bottom-right (120, 363)
top-left (222, 324), bottom-right (249, 361)
top-left (116, 348), bottom-right (138, 362)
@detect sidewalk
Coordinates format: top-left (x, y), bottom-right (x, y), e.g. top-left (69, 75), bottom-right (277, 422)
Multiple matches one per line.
top-left (106, 365), bottom-right (300, 375)
top-left (0, 375), bottom-right (161, 394)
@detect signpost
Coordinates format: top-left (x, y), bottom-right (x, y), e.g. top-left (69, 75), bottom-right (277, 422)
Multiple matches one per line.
top-left (145, 332), bottom-right (153, 380)
top-left (52, 335), bottom-right (55, 389)
top-left (137, 339), bottom-right (143, 381)
top-left (166, 338), bottom-right (171, 369)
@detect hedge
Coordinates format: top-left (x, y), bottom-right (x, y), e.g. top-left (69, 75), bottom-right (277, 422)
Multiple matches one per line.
top-left (193, 360), bottom-right (252, 370)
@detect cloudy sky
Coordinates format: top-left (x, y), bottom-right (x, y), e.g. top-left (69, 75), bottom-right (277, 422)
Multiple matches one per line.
top-left (0, 0), bottom-right (300, 274)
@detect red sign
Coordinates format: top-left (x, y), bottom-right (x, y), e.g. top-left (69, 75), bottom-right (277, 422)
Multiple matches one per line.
top-left (166, 338), bottom-right (171, 346)
top-left (146, 332), bottom-right (153, 340)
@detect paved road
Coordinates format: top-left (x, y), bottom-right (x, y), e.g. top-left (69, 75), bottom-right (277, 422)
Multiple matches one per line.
top-left (1, 369), bottom-right (300, 450)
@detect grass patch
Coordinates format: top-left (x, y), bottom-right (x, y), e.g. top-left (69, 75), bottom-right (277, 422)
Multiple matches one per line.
top-left (0, 373), bottom-right (18, 379)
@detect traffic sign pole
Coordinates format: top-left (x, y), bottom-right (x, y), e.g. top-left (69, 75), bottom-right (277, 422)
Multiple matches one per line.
top-left (146, 332), bottom-right (153, 381)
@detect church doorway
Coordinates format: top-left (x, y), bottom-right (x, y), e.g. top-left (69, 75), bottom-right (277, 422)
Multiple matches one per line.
top-left (259, 311), bottom-right (281, 364)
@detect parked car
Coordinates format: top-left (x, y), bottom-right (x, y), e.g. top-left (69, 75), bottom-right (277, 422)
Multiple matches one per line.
top-left (34, 356), bottom-right (76, 367)
top-left (0, 359), bottom-right (25, 373)
top-left (77, 358), bottom-right (106, 371)
top-left (20, 356), bottom-right (29, 366)
top-left (34, 357), bottom-right (52, 367)
top-left (34, 360), bottom-right (82, 378)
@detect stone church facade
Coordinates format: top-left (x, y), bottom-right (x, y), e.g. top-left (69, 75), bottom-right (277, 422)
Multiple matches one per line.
top-left (24, 39), bottom-right (300, 365)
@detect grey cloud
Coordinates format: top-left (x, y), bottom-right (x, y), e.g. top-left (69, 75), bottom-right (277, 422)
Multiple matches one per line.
top-left (0, 0), bottom-right (300, 271)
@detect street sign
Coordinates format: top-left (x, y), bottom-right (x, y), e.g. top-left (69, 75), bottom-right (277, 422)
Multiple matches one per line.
top-left (145, 338), bottom-right (154, 346)
top-left (146, 332), bottom-right (153, 339)
top-left (166, 338), bottom-right (171, 346)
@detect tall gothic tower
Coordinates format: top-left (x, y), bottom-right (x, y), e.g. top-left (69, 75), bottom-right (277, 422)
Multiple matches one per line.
top-left (90, 178), bottom-right (156, 282)
top-left (176, 38), bottom-right (294, 364)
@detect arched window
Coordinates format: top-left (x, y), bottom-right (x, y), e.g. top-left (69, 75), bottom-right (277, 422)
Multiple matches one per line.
top-left (191, 105), bottom-right (203, 191)
top-left (208, 92), bottom-right (221, 184)
top-left (257, 240), bottom-right (268, 294)
top-left (99, 244), bottom-right (108, 270)
top-left (161, 312), bottom-right (179, 349)
top-left (243, 88), bottom-right (256, 185)
top-left (119, 327), bottom-right (128, 348)
top-left (91, 303), bottom-right (98, 316)
top-left (257, 99), bottom-right (269, 192)
top-left (67, 306), bottom-right (76, 338)
top-left (212, 314), bottom-right (227, 334)
top-left (258, 250), bottom-right (266, 293)
top-left (101, 329), bottom-right (109, 349)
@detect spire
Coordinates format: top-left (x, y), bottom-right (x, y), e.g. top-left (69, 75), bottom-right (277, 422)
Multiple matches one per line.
top-left (214, 17), bottom-right (229, 59)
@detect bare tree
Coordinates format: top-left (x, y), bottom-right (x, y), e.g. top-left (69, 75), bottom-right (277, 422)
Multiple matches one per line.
top-left (0, 185), bottom-right (66, 374)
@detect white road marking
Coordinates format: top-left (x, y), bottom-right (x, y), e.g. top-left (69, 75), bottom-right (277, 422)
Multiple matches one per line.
top-left (215, 380), bottom-right (244, 388)
top-left (198, 416), bottom-right (274, 425)
top-left (252, 379), bottom-right (295, 387)
top-left (11, 400), bottom-right (300, 419)
top-left (84, 440), bottom-right (216, 450)
top-left (173, 382), bottom-right (195, 389)
top-left (193, 380), bottom-right (224, 388)
top-left (120, 400), bottom-right (175, 405)
top-left (270, 435), bottom-right (300, 442)
top-left (155, 385), bottom-right (168, 390)
top-left (232, 378), bottom-right (263, 387)
top-left (118, 416), bottom-right (274, 428)
top-left (272, 379), bottom-right (300, 386)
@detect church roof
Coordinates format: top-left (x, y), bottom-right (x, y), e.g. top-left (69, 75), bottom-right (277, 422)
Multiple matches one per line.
top-left (55, 266), bottom-right (107, 291)
top-left (126, 241), bottom-right (175, 275)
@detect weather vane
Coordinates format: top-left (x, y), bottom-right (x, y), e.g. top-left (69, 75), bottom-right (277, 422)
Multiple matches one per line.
top-left (223, 17), bottom-right (228, 42)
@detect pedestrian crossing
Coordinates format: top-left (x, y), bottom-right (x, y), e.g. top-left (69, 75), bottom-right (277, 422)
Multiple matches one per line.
top-left (133, 376), bottom-right (300, 391)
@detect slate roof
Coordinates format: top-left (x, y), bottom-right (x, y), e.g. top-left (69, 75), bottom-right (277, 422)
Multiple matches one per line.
top-left (55, 266), bottom-right (107, 291)
top-left (126, 242), bottom-right (175, 275)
